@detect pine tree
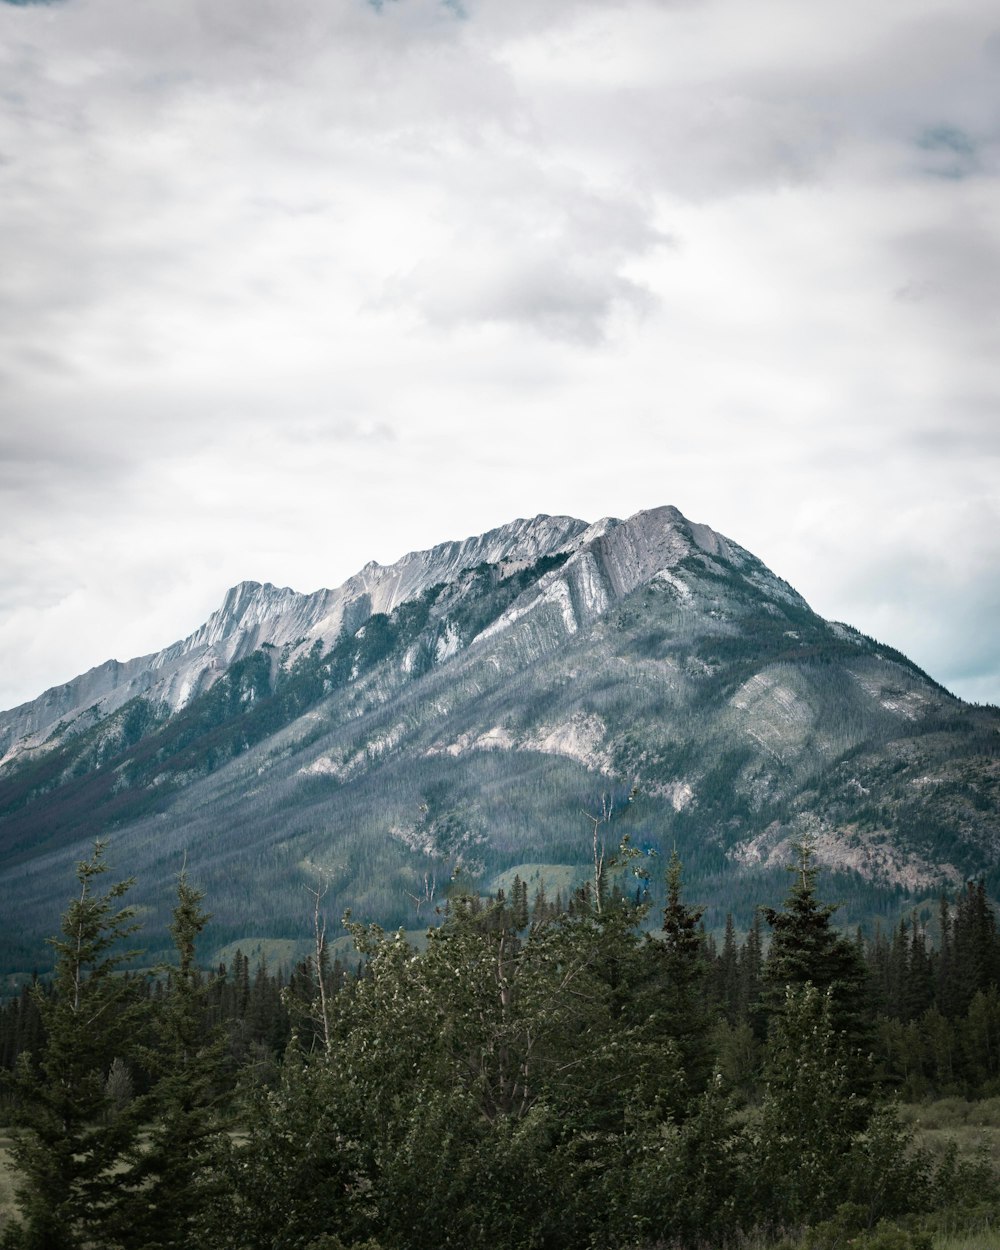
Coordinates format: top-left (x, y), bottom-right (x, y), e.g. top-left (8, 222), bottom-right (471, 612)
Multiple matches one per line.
top-left (115, 872), bottom-right (228, 1250)
top-left (718, 913), bottom-right (741, 1025)
top-left (935, 893), bottom-right (957, 1018)
top-left (761, 843), bottom-right (870, 1051)
top-left (902, 912), bottom-right (934, 1022)
top-left (738, 908), bottom-right (765, 1037)
top-left (511, 874), bottom-right (529, 930)
top-left (6, 842), bottom-right (146, 1250)
top-left (640, 850), bottom-right (715, 1106)
top-left (952, 880), bottom-right (999, 1014)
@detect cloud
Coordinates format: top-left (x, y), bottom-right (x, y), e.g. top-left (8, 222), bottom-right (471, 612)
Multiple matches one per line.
top-left (0, 0), bottom-right (998, 709)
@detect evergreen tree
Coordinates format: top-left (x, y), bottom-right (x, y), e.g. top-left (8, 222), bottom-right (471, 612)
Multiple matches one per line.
top-left (935, 893), bottom-right (957, 1018)
top-left (739, 907), bottom-right (765, 1037)
top-left (510, 874), bottom-right (529, 930)
top-left (5, 842), bottom-right (146, 1250)
top-left (637, 850), bottom-right (715, 1108)
top-left (115, 872), bottom-right (228, 1250)
top-left (718, 912), bottom-right (741, 1026)
top-left (902, 913), bottom-right (934, 1023)
top-left (761, 842), bottom-right (870, 1056)
top-left (952, 880), bottom-right (999, 1015)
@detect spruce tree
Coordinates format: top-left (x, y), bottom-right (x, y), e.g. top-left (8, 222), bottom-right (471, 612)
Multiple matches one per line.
top-left (115, 872), bottom-right (228, 1250)
top-left (5, 842), bottom-right (146, 1250)
top-left (761, 841), bottom-right (870, 1056)
top-left (718, 912), bottom-right (741, 1025)
top-left (738, 908), bottom-right (765, 1037)
top-left (952, 880), bottom-right (999, 1014)
top-left (640, 850), bottom-right (715, 1106)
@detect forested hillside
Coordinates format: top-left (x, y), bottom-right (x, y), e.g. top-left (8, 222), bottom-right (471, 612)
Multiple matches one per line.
top-left (1, 841), bottom-right (999, 1249)
top-left (1, 509), bottom-right (998, 982)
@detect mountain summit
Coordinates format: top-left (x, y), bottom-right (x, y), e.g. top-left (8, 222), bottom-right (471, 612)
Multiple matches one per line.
top-left (1, 506), bottom-right (997, 976)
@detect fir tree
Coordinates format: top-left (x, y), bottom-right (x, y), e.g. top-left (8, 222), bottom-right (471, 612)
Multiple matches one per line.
top-left (761, 841), bottom-right (870, 1059)
top-left (640, 850), bottom-right (715, 1106)
top-left (115, 872), bottom-right (228, 1250)
top-left (952, 880), bottom-right (999, 1014)
top-left (5, 842), bottom-right (146, 1250)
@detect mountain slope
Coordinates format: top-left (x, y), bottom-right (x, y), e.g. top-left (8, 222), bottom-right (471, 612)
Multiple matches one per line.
top-left (1, 506), bottom-right (997, 977)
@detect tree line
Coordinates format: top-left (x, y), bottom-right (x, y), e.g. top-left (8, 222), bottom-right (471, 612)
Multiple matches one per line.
top-left (1, 839), bottom-right (999, 1249)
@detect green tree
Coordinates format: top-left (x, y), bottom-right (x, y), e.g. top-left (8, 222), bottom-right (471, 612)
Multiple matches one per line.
top-left (635, 850), bottom-right (715, 1107)
top-left (209, 1048), bottom-right (367, 1250)
top-left (952, 880), bottom-right (1000, 1015)
top-left (753, 983), bottom-right (864, 1225)
top-left (116, 872), bottom-right (228, 1250)
top-left (5, 842), bottom-right (146, 1250)
top-left (761, 842), bottom-right (871, 1066)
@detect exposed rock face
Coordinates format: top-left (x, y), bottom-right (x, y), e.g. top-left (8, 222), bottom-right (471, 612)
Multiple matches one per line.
top-left (0, 513), bottom-right (590, 764)
top-left (0, 504), bottom-right (996, 976)
top-left (0, 507), bottom-right (782, 766)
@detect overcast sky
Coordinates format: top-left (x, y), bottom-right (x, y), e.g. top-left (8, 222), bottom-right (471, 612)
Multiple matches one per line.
top-left (1, 0), bottom-right (998, 714)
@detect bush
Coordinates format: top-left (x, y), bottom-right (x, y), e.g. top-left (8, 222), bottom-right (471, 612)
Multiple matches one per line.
top-left (802, 1204), bottom-right (932, 1250)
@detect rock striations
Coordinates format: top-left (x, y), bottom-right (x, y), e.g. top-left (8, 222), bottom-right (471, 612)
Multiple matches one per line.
top-left (0, 505), bottom-right (997, 977)
top-left (0, 507), bottom-right (766, 764)
top-left (0, 513), bottom-right (590, 764)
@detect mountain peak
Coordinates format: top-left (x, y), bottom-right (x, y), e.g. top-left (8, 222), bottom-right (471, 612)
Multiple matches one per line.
top-left (1, 505), bottom-right (995, 979)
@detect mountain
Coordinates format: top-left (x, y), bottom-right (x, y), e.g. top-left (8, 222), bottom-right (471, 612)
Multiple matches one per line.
top-left (1, 505), bottom-right (997, 978)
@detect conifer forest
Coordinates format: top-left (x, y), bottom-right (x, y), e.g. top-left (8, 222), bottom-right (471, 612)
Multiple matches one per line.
top-left (1, 838), bottom-right (999, 1250)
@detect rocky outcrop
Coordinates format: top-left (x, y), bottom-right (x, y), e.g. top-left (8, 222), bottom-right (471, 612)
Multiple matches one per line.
top-left (2, 507), bottom-right (764, 766)
top-left (0, 513), bottom-right (590, 764)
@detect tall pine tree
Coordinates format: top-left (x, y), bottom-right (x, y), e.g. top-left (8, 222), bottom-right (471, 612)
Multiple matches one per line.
top-left (5, 842), bottom-right (146, 1250)
top-left (115, 872), bottom-right (228, 1250)
top-left (761, 841), bottom-right (872, 1089)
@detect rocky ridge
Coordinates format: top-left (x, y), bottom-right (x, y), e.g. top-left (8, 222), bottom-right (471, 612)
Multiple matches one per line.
top-left (0, 505), bottom-right (996, 977)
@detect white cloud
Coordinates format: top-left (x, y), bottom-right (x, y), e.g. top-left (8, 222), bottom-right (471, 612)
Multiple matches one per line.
top-left (0, 0), bottom-right (998, 710)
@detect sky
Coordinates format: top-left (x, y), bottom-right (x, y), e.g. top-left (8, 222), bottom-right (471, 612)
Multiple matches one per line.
top-left (1, 0), bottom-right (998, 714)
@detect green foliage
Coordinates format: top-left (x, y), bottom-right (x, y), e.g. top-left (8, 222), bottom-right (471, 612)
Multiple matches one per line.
top-left (762, 841), bottom-right (872, 1074)
top-left (116, 874), bottom-right (230, 1249)
top-left (209, 1050), bottom-right (368, 1250)
top-left (752, 983), bottom-right (864, 1225)
top-left (4, 835), bottom-right (1000, 1249)
top-left (799, 1204), bottom-right (933, 1250)
top-left (3, 842), bottom-right (146, 1250)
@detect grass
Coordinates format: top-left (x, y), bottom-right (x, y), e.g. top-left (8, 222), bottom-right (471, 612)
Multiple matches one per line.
top-left (931, 1233), bottom-right (1000, 1250)
top-left (0, 1130), bottom-right (17, 1238)
top-left (900, 1095), bottom-right (1000, 1165)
